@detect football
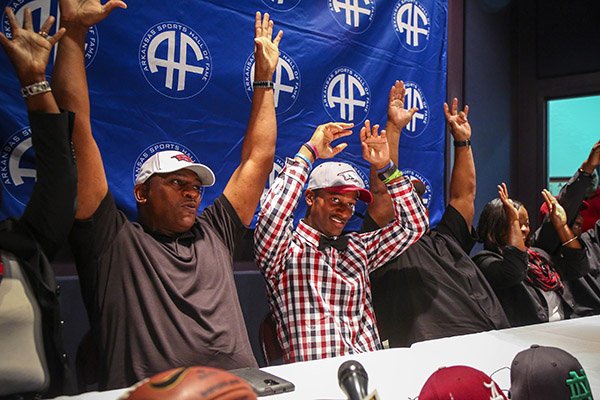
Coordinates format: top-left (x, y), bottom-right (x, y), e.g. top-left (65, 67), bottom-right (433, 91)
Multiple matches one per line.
top-left (121, 366), bottom-right (257, 400)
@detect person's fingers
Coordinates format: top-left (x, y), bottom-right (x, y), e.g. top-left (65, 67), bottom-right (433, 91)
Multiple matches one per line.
top-left (267, 19), bottom-right (273, 39)
top-left (255, 11), bottom-right (261, 38)
top-left (359, 125), bottom-right (367, 142)
top-left (39, 15), bottom-right (55, 36)
top-left (5, 8), bottom-right (18, 33)
top-left (102, 0), bottom-right (128, 17)
top-left (451, 97), bottom-right (458, 115)
top-left (273, 30), bottom-right (283, 47)
top-left (372, 124), bottom-right (380, 138)
top-left (49, 27), bottom-right (66, 45)
top-left (463, 104), bottom-right (470, 118)
top-left (262, 12), bottom-right (270, 35)
top-left (23, 8), bottom-right (33, 31)
top-left (331, 142), bottom-right (348, 156)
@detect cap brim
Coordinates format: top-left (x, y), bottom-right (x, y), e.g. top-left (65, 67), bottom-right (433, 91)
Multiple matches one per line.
top-left (184, 164), bottom-right (215, 187)
top-left (325, 185), bottom-right (373, 204)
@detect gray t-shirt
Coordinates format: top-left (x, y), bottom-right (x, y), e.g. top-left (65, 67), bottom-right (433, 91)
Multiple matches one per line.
top-left (71, 192), bottom-right (257, 390)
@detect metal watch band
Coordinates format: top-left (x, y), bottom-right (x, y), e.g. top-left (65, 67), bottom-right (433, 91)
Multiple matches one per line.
top-left (21, 81), bottom-right (51, 98)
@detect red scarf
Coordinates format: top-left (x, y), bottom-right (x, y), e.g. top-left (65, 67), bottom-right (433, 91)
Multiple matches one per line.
top-left (526, 248), bottom-right (563, 292)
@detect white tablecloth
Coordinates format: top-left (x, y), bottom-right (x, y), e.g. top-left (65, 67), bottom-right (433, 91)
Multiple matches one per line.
top-left (51, 315), bottom-right (600, 399)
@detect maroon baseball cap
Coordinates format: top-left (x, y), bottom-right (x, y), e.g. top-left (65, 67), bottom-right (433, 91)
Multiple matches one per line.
top-left (418, 365), bottom-right (507, 400)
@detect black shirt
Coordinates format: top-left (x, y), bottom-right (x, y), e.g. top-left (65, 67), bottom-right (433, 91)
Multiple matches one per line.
top-left (364, 205), bottom-right (509, 347)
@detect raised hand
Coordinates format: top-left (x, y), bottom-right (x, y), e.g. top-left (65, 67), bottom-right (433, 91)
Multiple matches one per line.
top-left (59, 0), bottom-right (127, 29)
top-left (542, 188), bottom-right (568, 229)
top-left (307, 122), bottom-right (354, 159)
top-left (360, 120), bottom-right (390, 169)
top-left (0, 7), bottom-right (65, 85)
top-left (498, 182), bottom-right (519, 223)
top-left (254, 12), bottom-right (283, 81)
top-left (387, 80), bottom-right (418, 131)
top-left (443, 98), bottom-right (471, 141)
top-left (581, 140), bottom-right (600, 174)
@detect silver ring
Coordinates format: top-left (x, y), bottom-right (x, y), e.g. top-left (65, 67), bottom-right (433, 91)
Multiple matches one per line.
top-left (38, 31), bottom-right (49, 39)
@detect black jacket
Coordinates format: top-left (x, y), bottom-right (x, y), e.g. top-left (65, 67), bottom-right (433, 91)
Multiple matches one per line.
top-left (0, 111), bottom-right (77, 397)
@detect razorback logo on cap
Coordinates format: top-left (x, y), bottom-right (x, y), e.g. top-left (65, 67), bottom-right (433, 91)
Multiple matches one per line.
top-left (338, 171), bottom-right (361, 185)
top-left (172, 154), bottom-right (193, 163)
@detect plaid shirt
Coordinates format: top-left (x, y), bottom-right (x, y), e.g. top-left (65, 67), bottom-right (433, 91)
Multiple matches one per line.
top-left (254, 159), bottom-right (428, 363)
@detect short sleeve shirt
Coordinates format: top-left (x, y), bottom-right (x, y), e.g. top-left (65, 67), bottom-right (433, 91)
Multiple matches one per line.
top-left (70, 192), bottom-right (257, 390)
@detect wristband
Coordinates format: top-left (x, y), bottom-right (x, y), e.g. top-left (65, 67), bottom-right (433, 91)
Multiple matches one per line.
top-left (383, 169), bottom-right (403, 184)
top-left (295, 152), bottom-right (312, 169)
top-left (253, 80), bottom-right (274, 89)
top-left (377, 160), bottom-right (394, 174)
top-left (378, 163), bottom-right (401, 183)
top-left (453, 139), bottom-right (471, 147)
top-left (21, 80), bottom-right (51, 98)
top-left (561, 236), bottom-right (578, 247)
top-left (302, 142), bottom-right (319, 160)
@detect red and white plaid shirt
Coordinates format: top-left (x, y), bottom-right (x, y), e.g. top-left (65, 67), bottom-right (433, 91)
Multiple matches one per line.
top-left (254, 159), bottom-right (428, 363)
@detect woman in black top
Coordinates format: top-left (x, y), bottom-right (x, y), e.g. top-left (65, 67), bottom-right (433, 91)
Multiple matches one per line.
top-left (473, 183), bottom-right (589, 327)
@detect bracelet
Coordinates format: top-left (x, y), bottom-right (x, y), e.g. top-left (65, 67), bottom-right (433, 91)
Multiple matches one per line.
top-left (302, 142), bottom-right (319, 160)
top-left (253, 80), bottom-right (274, 89)
top-left (561, 236), bottom-right (578, 247)
top-left (378, 162), bottom-right (398, 182)
top-left (21, 80), bottom-right (51, 98)
top-left (383, 168), bottom-right (403, 184)
top-left (453, 139), bottom-right (471, 147)
top-left (578, 168), bottom-right (592, 177)
top-left (377, 160), bottom-right (394, 174)
top-left (295, 152), bottom-right (312, 169)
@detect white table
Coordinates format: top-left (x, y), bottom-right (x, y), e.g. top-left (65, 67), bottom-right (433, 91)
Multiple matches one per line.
top-left (51, 315), bottom-right (600, 399)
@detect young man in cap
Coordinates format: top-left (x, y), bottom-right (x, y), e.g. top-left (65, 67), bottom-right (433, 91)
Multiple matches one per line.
top-left (254, 121), bottom-right (428, 363)
top-left (364, 87), bottom-right (509, 348)
top-left (51, 0), bottom-right (283, 389)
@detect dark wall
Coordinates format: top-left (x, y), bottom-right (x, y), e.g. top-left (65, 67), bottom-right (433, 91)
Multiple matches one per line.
top-left (463, 0), bottom-right (514, 232)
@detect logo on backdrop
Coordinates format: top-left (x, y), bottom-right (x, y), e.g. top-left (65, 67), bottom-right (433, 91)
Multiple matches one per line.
top-left (139, 22), bottom-right (212, 99)
top-left (244, 50), bottom-right (300, 114)
top-left (393, 0), bottom-right (430, 51)
top-left (402, 81), bottom-right (429, 138)
top-left (2, 0), bottom-right (98, 68)
top-left (401, 168), bottom-right (432, 208)
top-left (261, 0), bottom-right (302, 11)
top-left (322, 67), bottom-right (370, 124)
top-left (0, 127), bottom-right (35, 206)
top-left (133, 142), bottom-right (206, 197)
top-left (328, 0), bottom-right (375, 33)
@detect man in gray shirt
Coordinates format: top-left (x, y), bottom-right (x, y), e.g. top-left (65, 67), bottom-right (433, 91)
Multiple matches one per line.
top-left (52, 0), bottom-right (283, 389)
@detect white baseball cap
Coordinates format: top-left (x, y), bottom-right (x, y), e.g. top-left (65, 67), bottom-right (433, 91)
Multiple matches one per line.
top-left (135, 150), bottom-right (215, 186)
top-left (307, 161), bottom-right (373, 204)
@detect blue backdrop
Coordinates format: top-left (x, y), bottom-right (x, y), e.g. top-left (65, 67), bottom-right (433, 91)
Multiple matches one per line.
top-left (0, 0), bottom-right (447, 231)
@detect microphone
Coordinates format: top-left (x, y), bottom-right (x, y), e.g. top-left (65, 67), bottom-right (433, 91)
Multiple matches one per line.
top-left (338, 360), bottom-right (369, 400)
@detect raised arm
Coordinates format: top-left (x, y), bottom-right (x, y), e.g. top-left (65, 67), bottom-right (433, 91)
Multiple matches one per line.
top-left (366, 80), bottom-right (418, 227)
top-left (52, 0), bottom-right (126, 220)
top-left (360, 121), bottom-right (428, 269)
top-left (541, 189), bottom-right (582, 250)
top-left (254, 122), bottom-right (353, 277)
top-left (532, 140), bottom-right (600, 251)
top-left (444, 98), bottom-right (474, 227)
top-left (0, 8), bottom-right (76, 258)
top-left (223, 12), bottom-right (283, 225)
top-left (499, 183), bottom-right (527, 252)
